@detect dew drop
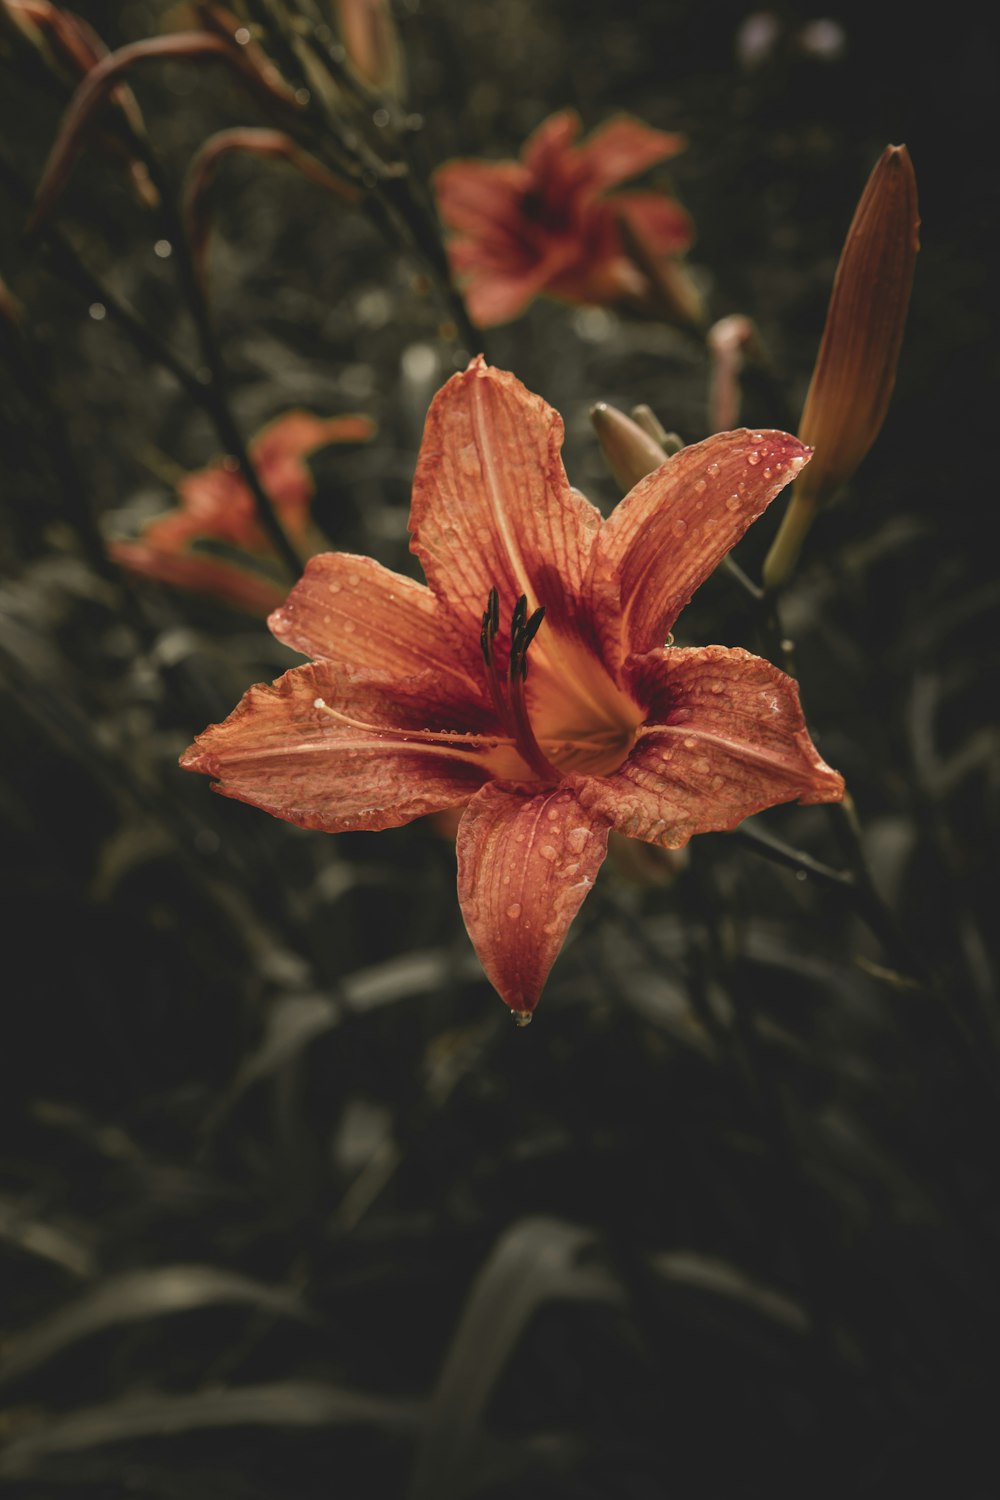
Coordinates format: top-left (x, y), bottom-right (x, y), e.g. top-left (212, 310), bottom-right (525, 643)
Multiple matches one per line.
top-left (512, 1009), bottom-right (533, 1027)
top-left (343, 620), bottom-right (355, 633)
top-left (313, 697), bottom-right (326, 709)
top-left (747, 451), bottom-right (761, 466)
top-left (566, 826), bottom-right (590, 853)
top-left (725, 494), bottom-right (740, 511)
top-left (671, 518), bottom-right (687, 537)
top-left (328, 581), bottom-right (342, 594)
top-left (696, 758), bottom-right (711, 775)
top-left (539, 843), bottom-right (557, 861)
top-left (694, 478), bottom-right (707, 494)
top-left (547, 807), bottom-right (561, 821)
top-left (710, 680), bottom-right (724, 694)
top-left (543, 920), bottom-right (560, 935)
top-left (711, 775), bottom-right (725, 790)
top-left (346, 572), bottom-right (360, 586)
top-left (506, 902), bottom-right (522, 919)
top-left (706, 461), bottom-right (721, 477)
top-left (683, 736), bottom-right (697, 750)
top-left (763, 467), bottom-right (772, 479)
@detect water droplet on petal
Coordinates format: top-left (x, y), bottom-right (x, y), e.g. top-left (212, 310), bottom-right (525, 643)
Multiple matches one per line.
top-left (566, 827), bottom-right (590, 854)
top-left (747, 451), bottom-right (761, 466)
top-left (671, 518), bottom-right (687, 537)
top-left (313, 697), bottom-right (326, 709)
top-left (683, 737), bottom-right (697, 749)
top-left (328, 581), bottom-right (342, 594)
top-left (347, 573), bottom-right (360, 586)
top-left (694, 478), bottom-right (707, 494)
top-left (506, 902), bottom-right (522, 919)
top-left (513, 1009), bottom-right (533, 1027)
top-left (539, 843), bottom-right (557, 861)
top-left (725, 494), bottom-right (740, 510)
top-left (707, 461), bottom-right (721, 477)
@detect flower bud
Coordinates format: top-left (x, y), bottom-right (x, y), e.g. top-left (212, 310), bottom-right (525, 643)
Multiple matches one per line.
top-left (764, 145), bottom-right (919, 590)
top-left (590, 401), bottom-right (670, 492)
top-left (331, 0), bottom-right (405, 99)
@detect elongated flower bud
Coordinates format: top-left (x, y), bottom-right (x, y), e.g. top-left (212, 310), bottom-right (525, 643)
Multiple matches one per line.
top-left (590, 401), bottom-right (669, 492)
top-left (331, 0), bottom-right (405, 99)
top-left (763, 145), bottom-right (919, 590)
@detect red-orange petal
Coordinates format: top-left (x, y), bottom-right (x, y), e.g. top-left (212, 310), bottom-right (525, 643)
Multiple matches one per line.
top-left (576, 645), bottom-right (843, 846)
top-left (456, 782), bottom-right (610, 1013)
top-left (588, 429), bottom-right (810, 662)
top-left (520, 109), bottom-right (582, 178)
top-left (269, 552), bottom-right (484, 697)
top-left (433, 160), bottom-right (532, 242)
top-left (574, 116), bottom-right (686, 194)
top-left (179, 661), bottom-right (497, 833)
top-left (109, 539), bottom-right (286, 615)
top-left (612, 190), bottom-right (694, 254)
top-left (409, 358), bottom-right (603, 643)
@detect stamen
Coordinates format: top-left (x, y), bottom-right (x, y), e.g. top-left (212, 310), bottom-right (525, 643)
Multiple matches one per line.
top-left (477, 588), bottom-right (561, 784)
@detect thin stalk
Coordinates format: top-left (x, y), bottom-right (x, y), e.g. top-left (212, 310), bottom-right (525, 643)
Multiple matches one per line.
top-left (133, 143), bottom-right (305, 580)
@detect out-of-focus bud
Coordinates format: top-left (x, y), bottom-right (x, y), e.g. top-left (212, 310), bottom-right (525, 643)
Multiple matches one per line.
top-left (707, 314), bottom-right (761, 432)
top-left (590, 401), bottom-right (670, 492)
top-left (331, 0), bottom-right (405, 100)
top-left (630, 404), bottom-right (684, 455)
top-left (763, 145), bottom-right (919, 590)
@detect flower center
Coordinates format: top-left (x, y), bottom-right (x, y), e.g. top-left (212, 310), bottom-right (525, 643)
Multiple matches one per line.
top-left (479, 589), bottom-right (641, 784)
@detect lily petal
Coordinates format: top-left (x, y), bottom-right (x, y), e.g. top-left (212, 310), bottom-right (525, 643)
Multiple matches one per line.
top-left (574, 116), bottom-right (686, 194)
top-left (456, 782), bottom-right (610, 1013)
top-left (269, 552), bottom-right (484, 693)
top-left (520, 108), bottom-right (582, 178)
top-left (459, 262), bottom-right (561, 328)
top-left (180, 661), bottom-right (499, 833)
top-left (588, 429), bottom-right (811, 660)
top-left (410, 358), bottom-right (603, 641)
top-left (577, 645), bottom-right (844, 845)
top-left (110, 540), bottom-right (286, 615)
top-left (433, 160), bottom-right (532, 242)
top-left (612, 190), bottom-right (694, 254)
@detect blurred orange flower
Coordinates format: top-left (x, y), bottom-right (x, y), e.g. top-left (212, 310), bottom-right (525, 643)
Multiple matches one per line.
top-left (111, 410), bottom-right (373, 613)
top-left (434, 110), bottom-right (693, 327)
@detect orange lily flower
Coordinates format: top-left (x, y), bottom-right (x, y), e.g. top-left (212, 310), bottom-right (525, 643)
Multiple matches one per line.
top-left (111, 410), bottom-right (373, 613)
top-left (181, 361), bottom-right (843, 1018)
top-left (434, 110), bottom-right (693, 328)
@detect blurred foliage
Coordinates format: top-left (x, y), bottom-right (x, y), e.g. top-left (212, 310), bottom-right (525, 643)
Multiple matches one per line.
top-left (2, 1), bottom-right (998, 1497)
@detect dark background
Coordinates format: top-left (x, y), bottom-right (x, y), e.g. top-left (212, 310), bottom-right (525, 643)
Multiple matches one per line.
top-left (2, 1), bottom-right (998, 1496)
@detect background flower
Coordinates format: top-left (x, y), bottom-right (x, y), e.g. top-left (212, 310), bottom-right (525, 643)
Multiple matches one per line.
top-left (434, 109), bottom-right (693, 326)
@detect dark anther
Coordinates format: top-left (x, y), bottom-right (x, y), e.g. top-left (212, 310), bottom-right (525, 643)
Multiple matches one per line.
top-left (511, 593), bottom-right (528, 640)
top-left (480, 585), bottom-right (500, 664)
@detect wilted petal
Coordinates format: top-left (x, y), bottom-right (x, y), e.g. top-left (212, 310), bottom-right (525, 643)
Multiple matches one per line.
top-left (588, 429), bottom-right (810, 660)
top-left (269, 552), bottom-right (484, 694)
top-left (180, 661), bottom-right (499, 833)
top-left (410, 358), bottom-right (603, 641)
top-left (456, 782), bottom-right (609, 1013)
top-left (576, 117), bottom-right (685, 194)
top-left (577, 645), bottom-right (843, 845)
